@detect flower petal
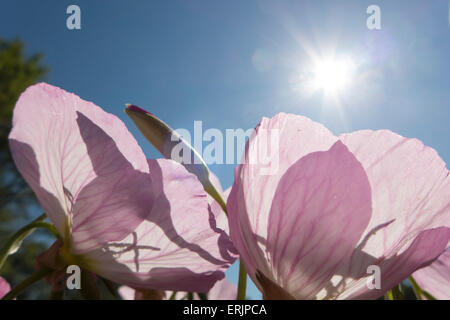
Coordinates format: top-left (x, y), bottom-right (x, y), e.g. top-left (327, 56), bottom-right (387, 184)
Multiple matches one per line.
top-left (413, 248), bottom-right (450, 300)
top-left (336, 130), bottom-right (450, 297)
top-left (84, 159), bottom-right (236, 292)
top-left (118, 285), bottom-right (135, 300)
top-left (265, 141), bottom-right (372, 299)
top-left (338, 228), bottom-right (450, 299)
top-left (9, 83), bottom-right (152, 252)
top-left (207, 277), bottom-right (237, 300)
top-left (340, 130), bottom-right (450, 256)
top-left (228, 113), bottom-right (337, 283)
top-left (228, 114), bottom-right (450, 300)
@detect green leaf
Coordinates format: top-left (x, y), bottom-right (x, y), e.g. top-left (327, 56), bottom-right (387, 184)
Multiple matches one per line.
top-left (0, 213), bottom-right (51, 271)
top-left (125, 105), bottom-right (227, 213)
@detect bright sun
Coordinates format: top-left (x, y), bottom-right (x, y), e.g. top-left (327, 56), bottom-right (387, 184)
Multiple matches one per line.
top-left (310, 57), bottom-right (356, 95)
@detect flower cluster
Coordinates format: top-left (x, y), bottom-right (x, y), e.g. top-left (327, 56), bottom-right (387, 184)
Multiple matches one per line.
top-left (1, 83), bottom-right (449, 300)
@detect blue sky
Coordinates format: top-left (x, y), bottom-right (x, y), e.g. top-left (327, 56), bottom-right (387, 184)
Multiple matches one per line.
top-left (1, 0), bottom-right (449, 299)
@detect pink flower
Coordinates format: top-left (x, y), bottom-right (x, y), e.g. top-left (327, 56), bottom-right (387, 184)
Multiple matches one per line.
top-left (9, 83), bottom-right (235, 292)
top-left (227, 113), bottom-right (450, 299)
top-left (0, 277), bottom-right (11, 299)
top-left (412, 249), bottom-right (450, 299)
top-left (119, 277), bottom-right (237, 300)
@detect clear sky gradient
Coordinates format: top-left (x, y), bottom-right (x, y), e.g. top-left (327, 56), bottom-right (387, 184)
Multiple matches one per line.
top-left (1, 0), bottom-right (449, 299)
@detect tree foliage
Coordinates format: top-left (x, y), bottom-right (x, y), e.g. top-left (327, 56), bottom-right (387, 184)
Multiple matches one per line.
top-left (0, 38), bottom-right (49, 299)
top-left (0, 38), bottom-right (48, 211)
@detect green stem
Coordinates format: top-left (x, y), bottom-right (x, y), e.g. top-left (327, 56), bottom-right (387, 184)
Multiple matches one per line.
top-left (197, 292), bottom-right (208, 300)
top-left (421, 290), bottom-right (437, 300)
top-left (237, 261), bottom-right (247, 300)
top-left (169, 291), bottom-right (178, 300)
top-left (204, 180), bottom-right (228, 216)
top-left (409, 276), bottom-right (436, 300)
top-left (391, 284), bottom-right (404, 300)
top-left (409, 276), bottom-right (422, 300)
top-left (30, 222), bottom-right (59, 238)
top-left (1, 268), bottom-right (52, 300)
top-left (385, 284), bottom-right (404, 300)
top-left (32, 213), bottom-right (47, 222)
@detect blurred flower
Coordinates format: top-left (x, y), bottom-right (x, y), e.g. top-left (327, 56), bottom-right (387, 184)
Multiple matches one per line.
top-left (227, 113), bottom-right (450, 299)
top-left (0, 277), bottom-right (11, 298)
top-left (119, 277), bottom-right (237, 300)
top-left (412, 249), bottom-right (450, 299)
top-left (9, 83), bottom-right (236, 293)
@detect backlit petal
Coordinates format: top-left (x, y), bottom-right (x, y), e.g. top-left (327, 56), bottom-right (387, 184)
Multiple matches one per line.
top-left (228, 113), bottom-right (337, 281)
top-left (265, 141), bottom-right (372, 299)
top-left (9, 83), bottom-right (152, 252)
top-left (85, 159), bottom-right (236, 292)
top-left (413, 249), bottom-right (450, 300)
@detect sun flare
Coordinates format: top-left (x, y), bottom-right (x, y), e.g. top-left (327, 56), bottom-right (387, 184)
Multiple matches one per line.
top-left (311, 57), bottom-right (356, 95)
